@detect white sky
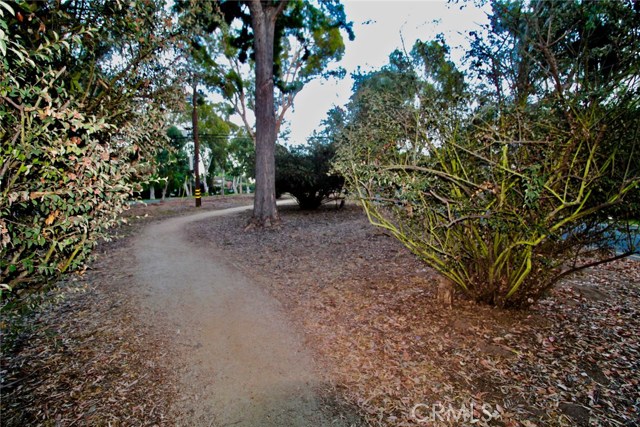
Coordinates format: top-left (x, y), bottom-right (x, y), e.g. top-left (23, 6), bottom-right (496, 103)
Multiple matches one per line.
top-left (286, 0), bottom-right (490, 145)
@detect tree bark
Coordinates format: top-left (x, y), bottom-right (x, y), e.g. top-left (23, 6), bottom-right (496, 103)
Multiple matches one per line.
top-left (183, 178), bottom-right (191, 197)
top-left (248, 0), bottom-right (286, 227)
top-left (233, 176), bottom-right (244, 194)
top-left (192, 77), bottom-right (202, 207)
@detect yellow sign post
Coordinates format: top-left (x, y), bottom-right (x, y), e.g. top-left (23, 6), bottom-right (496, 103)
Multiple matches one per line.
top-left (195, 187), bottom-right (201, 207)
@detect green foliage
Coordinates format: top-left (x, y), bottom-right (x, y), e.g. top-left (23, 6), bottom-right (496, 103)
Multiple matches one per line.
top-left (276, 141), bottom-right (344, 210)
top-left (1, 0), bottom-right (180, 314)
top-left (196, 101), bottom-right (235, 177)
top-left (182, 99), bottom-right (254, 193)
top-left (276, 107), bottom-right (345, 210)
top-left (226, 133), bottom-right (254, 178)
top-left (153, 126), bottom-right (190, 198)
top-left (334, 2), bottom-right (640, 308)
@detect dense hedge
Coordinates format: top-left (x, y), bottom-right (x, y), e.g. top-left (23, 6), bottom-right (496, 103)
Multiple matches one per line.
top-left (1, 0), bottom-right (178, 313)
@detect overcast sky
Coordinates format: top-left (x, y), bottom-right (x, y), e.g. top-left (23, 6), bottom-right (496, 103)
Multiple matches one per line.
top-left (286, 0), bottom-right (490, 145)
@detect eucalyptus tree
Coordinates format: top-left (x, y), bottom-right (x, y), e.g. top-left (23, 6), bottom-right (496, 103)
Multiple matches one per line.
top-left (174, 0), bottom-right (353, 226)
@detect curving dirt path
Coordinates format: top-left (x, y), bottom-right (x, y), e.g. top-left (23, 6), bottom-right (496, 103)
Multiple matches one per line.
top-left (132, 203), bottom-right (343, 426)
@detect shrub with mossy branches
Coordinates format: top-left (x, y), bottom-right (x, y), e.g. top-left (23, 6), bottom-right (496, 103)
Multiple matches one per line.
top-left (334, 1), bottom-right (639, 308)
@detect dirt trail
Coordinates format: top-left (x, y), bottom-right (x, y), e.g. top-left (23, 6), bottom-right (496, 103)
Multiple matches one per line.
top-left (133, 203), bottom-right (341, 426)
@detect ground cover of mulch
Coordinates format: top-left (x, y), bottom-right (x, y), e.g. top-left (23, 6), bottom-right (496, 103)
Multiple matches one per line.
top-left (0, 195), bottom-right (254, 427)
top-left (0, 265), bottom-right (175, 427)
top-left (187, 202), bottom-right (640, 427)
top-left (2, 196), bottom-right (638, 427)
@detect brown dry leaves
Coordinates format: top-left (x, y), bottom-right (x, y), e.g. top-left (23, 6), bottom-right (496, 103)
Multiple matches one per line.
top-left (2, 197), bottom-right (637, 427)
top-left (0, 260), bottom-right (176, 426)
top-left (0, 195), bottom-right (254, 427)
top-left (189, 202), bottom-right (640, 427)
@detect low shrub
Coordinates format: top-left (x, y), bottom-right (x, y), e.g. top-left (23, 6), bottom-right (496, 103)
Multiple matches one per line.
top-left (276, 141), bottom-right (344, 210)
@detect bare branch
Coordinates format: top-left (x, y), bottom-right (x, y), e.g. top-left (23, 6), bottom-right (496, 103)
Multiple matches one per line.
top-left (1, 95), bottom-right (24, 112)
top-left (552, 250), bottom-right (638, 284)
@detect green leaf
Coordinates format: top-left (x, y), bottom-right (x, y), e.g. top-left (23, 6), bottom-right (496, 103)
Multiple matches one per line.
top-left (0, 0), bottom-right (14, 17)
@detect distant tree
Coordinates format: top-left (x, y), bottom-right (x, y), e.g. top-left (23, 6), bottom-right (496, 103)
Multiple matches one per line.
top-left (174, 0), bottom-right (353, 226)
top-left (276, 140), bottom-right (344, 210)
top-left (275, 106), bottom-right (346, 209)
top-left (154, 126), bottom-right (190, 199)
top-left (226, 132), bottom-right (255, 194)
top-left (196, 101), bottom-right (235, 193)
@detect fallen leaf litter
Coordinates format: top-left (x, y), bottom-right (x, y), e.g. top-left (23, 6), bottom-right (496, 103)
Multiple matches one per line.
top-left (2, 198), bottom-right (638, 427)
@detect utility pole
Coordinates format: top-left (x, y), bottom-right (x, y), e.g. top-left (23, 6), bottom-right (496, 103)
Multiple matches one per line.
top-left (192, 75), bottom-right (201, 207)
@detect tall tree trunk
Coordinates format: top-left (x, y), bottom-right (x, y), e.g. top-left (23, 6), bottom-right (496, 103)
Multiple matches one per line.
top-left (149, 184), bottom-right (155, 200)
top-left (184, 178), bottom-right (191, 197)
top-left (248, 1), bottom-right (286, 227)
top-left (162, 179), bottom-right (168, 200)
top-left (192, 77), bottom-right (201, 208)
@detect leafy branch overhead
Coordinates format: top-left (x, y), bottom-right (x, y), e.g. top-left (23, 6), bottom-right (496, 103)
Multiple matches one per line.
top-left (175, 0), bottom-right (354, 141)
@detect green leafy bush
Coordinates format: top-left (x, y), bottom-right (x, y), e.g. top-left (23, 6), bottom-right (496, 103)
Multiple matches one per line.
top-left (276, 141), bottom-right (344, 210)
top-left (1, 0), bottom-right (179, 314)
top-left (334, 1), bottom-right (639, 308)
